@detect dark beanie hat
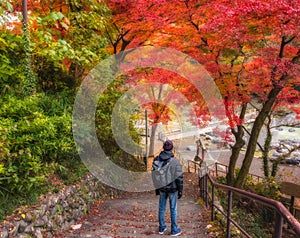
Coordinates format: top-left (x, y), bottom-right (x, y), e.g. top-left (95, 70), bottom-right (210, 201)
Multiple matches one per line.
top-left (163, 140), bottom-right (173, 151)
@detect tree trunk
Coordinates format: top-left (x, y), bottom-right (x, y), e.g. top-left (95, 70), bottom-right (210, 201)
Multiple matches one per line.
top-left (226, 104), bottom-right (246, 185)
top-left (69, 62), bottom-right (85, 87)
top-left (149, 123), bottom-right (158, 156)
top-left (148, 85), bottom-right (164, 157)
top-left (234, 87), bottom-right (282, 188)
top-left (262, 116), bottom-right (272, 178)
top-left (271, 160), bottom-right (280, 177)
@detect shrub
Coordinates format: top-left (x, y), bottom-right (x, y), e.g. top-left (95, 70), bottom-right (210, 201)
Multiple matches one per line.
top-left (0, 93), bottom-right (77, 196)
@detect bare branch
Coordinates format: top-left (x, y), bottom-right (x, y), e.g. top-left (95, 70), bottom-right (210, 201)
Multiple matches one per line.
top-left (242, 125), bottom-right (264, 152)
top-left (273, 144), bottom-right (300, 164)
top-left (270, 122), bottom-right (300, 129)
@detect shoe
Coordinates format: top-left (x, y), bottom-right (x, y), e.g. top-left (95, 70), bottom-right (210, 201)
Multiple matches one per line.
top-left (159, 227), bottom-right (167, 235)
top-left (171, 228), bottom-right (182, 236)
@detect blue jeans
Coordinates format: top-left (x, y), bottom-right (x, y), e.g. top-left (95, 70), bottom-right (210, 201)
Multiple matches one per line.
top-left (158, 191), bottom-right (179, 233)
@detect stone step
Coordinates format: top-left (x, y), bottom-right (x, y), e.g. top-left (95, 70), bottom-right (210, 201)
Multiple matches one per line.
top-left (55, 173), bottom-right (211, 237)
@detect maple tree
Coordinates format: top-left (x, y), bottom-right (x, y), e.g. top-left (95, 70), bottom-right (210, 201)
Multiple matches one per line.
top-left (0, 0), bottom-right (124, 213)
top-left (107, 0), bottom-right (300, 187)
top-left (121, 67), bottom-right (209, 156)
top-left (3, 0), bottom-right (112, 91)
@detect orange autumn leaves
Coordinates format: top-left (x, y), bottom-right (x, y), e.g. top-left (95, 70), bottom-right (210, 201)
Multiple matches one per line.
top-left (107, 0), bottom-right (300, 127)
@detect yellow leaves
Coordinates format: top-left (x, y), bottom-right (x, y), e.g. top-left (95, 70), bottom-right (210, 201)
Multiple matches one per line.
top-left (18, 210), bottom-right (26, 219)
top-left (285, 172), bottom-right (291, 177)
top-left (0, 163), bottom-right (4, 174)
top-left (0, 37), bottom-right (7, 47)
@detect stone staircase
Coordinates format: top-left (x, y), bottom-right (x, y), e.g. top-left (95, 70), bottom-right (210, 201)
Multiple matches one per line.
top-left (54, 173), bottom-right (211, 237)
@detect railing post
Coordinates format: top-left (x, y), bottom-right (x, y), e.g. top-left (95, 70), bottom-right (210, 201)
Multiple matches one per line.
top-left (199, 175), bottom-right (203, 199)
top-left (211, 184), bottom-right (215, 221)
top-left (273, 212), bottom-right (283, 238)
top-left (226, 190), bottom-right (232, 238)
top-left (290, 196), bottom-right (295, 215)
top-left (205, 174), bottom-right (208, 207)
top-left (199, 167), bottom-right (204, 199)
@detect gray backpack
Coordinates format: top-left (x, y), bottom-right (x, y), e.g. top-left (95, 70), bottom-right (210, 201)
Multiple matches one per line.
top-left (152, 157), bottom-right (173, 189)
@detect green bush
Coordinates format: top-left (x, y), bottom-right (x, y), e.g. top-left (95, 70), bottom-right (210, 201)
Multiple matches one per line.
top-left (251, 177), bottom-right (280, 200)
top-left (0, 81), bottom-right (144, 220)
top-left (0, 31), bottom-right (25, 94)
top-left (95, 78), bottom-right (144, 171)
top-left (0, 93), bottom-right (77, 197)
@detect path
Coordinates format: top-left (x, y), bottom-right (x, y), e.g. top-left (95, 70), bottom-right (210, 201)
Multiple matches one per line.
top-left (54, 173), bottom-right (211, 238)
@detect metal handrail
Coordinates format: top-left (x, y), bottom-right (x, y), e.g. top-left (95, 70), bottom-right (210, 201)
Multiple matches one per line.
top-left (199, 170), bottom-right (300, 238)
top-left (187, 160), bottom-right (201, 173)
top-left (212, 162), bottom-right (264, 182)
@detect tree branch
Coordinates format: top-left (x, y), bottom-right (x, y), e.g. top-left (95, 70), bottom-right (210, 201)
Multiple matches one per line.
top-left (242, 125), bottom-right (264, 152)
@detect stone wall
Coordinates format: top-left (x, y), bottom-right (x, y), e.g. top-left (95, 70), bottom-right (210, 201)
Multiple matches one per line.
top-left (0, 174), bottom-right (121, 238)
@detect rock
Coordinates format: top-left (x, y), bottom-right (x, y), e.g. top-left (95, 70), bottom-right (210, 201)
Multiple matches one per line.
top-left (73, 210), bottom-right (83, 219)
top-left (34, 229), bottom-right (43, 238)
top-left (70, 201), bottom-right (80, 209)
top-left (16, 234), bottom-right (28, 238)
top-left (60, 194), bottom-right (66, 201)
top-left (71, 185), bottom-right (78, 193)
top-left (44, 232), bottom-right (53, 238)
top-left (212, 138), bottom-right (222, 144)
top-left (50, 205), bottom-right (58, 216)
top-left (0, 172), bottom-right (120, 238)
top-left (34, 218), bottom-right (45, 227)
top-left (54, 215), bottom-right (64, 226)
top-left (62, 221), bottom-right (70, 230)
top-left (42, 215), bottom-right (49, 225)
top-left (10, 223), bottom-right (19, 236)
top-left (48, 196), bottom-right (59, 207)
top-left (0, 228), bottom-right (9, 238)
top-left (46, 220), bottom-right (55, 231)
top-left (186, 145), bottom-right (197, 151)
top-left (62, 201), bottom-right (69, 209)
top-left (24, 224), bottom-right (34, 234)
top-left (18, 220), bottom-right (28, 233)
top-left (83, 221), bottom-right (93, 228)
top-left (39, 204), bottom-right (48, 217)
top-left (24, 212), bottom-right (33, 223)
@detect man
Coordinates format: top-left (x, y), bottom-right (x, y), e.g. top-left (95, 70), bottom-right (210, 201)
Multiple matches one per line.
top-left (152, 140), bottom-right (183, 236)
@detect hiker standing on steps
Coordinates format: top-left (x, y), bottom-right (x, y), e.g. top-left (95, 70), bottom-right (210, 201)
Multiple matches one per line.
top-left (152, 140), bottom-right (183, 236)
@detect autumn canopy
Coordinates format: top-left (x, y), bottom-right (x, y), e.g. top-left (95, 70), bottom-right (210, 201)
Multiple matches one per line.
top-left (1, 0), bottom-right (300, 189)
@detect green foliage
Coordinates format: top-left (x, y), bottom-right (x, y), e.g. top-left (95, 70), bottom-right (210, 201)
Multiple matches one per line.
top-left (0, 1), bottom-right (13, 21)
top-left (0, 0), bottom-right (144, 221)
top-left (213, 170), bottom-right (281, 236)
top-left (234, 167), bottom-right (281, 200)
top-left (95, 77), bottom-right (144, 171)
top-left (0, 93), bottom-right (77, 197)
top-left (0, 82), bottom-right (144, 219)
top-left (33, 55), bottom-right (77, 92)
top-left (211, 186), bottom-right (274, 237)
top-left (31, 0), bottom-right (112, 72)
top-left (0, 31), bottom-right (25, 94)
top-left (250, 177), bottom-right (281, 201)
top-left (22, 27), bottom-right (37, 96)
top-left (231, 204), bottom-right (273, 237)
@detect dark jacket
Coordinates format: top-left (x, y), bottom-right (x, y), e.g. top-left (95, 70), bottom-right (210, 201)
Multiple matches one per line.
top-left (152, 150), bottom-right (183, 194)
